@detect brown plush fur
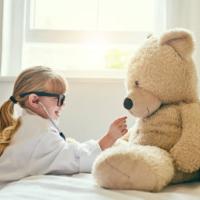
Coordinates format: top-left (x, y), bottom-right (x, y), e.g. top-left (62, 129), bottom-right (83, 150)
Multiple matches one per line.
top-left (92, 28), bottom-right (200, 192)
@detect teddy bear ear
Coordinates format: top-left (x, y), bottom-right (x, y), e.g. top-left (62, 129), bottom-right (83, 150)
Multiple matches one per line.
top-left (159, 28), bottom-right (195, 59)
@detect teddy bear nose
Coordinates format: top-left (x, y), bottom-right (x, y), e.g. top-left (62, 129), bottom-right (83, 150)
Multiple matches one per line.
top-left (123, 98), bottom-right (133, 110)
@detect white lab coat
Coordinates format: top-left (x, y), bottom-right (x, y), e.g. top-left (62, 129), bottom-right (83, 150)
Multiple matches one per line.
top-left (0, 109), bottom-right (102, 185)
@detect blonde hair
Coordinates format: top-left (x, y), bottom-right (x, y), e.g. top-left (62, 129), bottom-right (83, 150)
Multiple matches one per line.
top-left (0, 66), bottom-right (67, 155)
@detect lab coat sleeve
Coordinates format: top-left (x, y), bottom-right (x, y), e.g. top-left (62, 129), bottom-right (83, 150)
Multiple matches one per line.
top-left (28, 131), bottom-right (102, 175)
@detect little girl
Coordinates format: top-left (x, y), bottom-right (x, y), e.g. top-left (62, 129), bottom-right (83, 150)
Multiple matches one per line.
top-left (0, 66), bottom-right (127, 185)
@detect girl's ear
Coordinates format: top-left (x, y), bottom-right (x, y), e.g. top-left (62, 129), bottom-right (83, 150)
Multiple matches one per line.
top-left (159, 28), bottom-right (194, 60)
top-left (27, 94), bottom-right (40, 108)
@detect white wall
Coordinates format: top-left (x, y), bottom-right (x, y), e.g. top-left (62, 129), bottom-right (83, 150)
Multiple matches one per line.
top-left (0, 77), bottom-right (134, 142)
top-left (0, 0), bottom-right (3, 74)
top-left (166, 0), bottom-right (200, 70)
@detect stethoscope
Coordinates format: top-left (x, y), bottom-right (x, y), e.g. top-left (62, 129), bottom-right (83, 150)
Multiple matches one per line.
top-left (38, 102), bottom-right (66, 140)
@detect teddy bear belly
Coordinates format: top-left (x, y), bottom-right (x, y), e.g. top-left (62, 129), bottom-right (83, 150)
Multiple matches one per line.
top-left (129, 127), bottom-right (181, 151)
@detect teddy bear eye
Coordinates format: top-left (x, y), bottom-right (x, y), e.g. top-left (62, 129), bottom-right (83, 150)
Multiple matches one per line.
top-left (135, 81), bottom-right (139, 87)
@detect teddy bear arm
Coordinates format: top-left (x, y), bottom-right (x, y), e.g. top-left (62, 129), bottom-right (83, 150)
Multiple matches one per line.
top-left (170, 103), bottom-right (200, 173)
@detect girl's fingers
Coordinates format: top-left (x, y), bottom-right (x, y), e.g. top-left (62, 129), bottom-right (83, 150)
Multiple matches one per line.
top-left (118, 124), bottom-right (127, 130)
top-left (119, 123), bottom-right (127, 127)
top-left (121, 128), bottom-right (128, 135)
top-left (114, 116), bottom-right (127, 124)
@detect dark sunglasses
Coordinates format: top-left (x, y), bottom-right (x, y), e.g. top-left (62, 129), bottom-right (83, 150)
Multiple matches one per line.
top-left (20, 91), bottom-right (66, 106)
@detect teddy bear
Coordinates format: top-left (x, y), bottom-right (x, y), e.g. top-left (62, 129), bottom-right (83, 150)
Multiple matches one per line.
top-left (92, 28), bottom-right (200, 192)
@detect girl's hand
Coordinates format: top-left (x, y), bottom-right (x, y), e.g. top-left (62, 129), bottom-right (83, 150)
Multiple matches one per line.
top-left (98, 116), bottom-right (128, 150)
top-left (107, 116), bottom-right (128, 140)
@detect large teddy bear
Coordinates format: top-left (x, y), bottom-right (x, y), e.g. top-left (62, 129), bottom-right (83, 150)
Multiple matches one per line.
top-left (93, 28), bottom-right (200, 192)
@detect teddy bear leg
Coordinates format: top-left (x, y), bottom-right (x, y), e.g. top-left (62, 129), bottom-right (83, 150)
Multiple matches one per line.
top-left (93, 145), bottom-right (174, 192)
